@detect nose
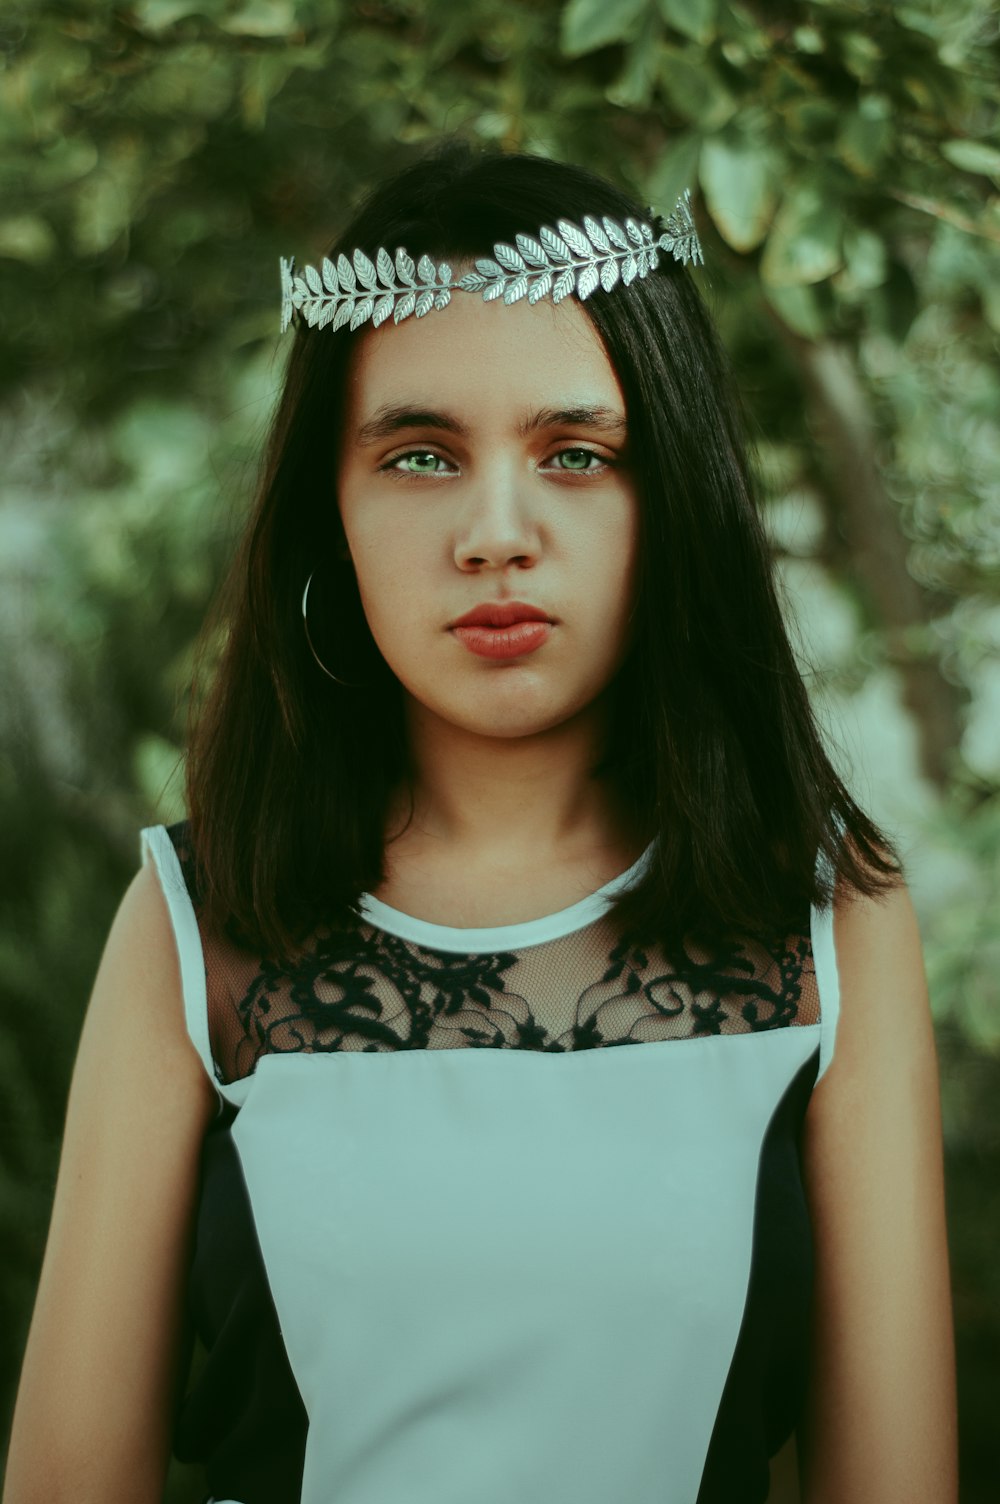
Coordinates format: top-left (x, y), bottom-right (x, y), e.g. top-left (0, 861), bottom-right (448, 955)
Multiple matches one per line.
top-left (453, 466), bottom-right (542, 572)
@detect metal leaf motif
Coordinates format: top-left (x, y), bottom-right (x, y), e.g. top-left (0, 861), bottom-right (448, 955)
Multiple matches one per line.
top-left (662, 188), bottom-right (703, 264)
top-left (603, 217), bottom-right (628, 250)
top-left (557, 218), bottom-right (591, 257)
top-left (495, 243), bottom-right (526, 274)
top-left (576, 262), bottom-right (600, 301)
top-left (278, 190), bottom-right (701, 335)
top-left (657, 189), bottom-right (704, 267)
top-left (353, 250), bottom-right (377, 291)
top-left (540, 225), bottom-right (571, 261)
top-left (552, 266), bottom-right (575, 302)
top-left (333, 299), bottom-right (355, 331)
top-left (350, 296), bottom-right (374, 330)
top-left (279, 257), bottom-right (294, 332)
top-left (372, 293), bottom-right (394, 327)
top-left (394, 290), bottom-right (417, 323)
top-left (528, 271), bottom-right (552, 302)
top-left (515, 233), bottom-right (547, 267)
top-left (583, 216), bottom-right (611, 253)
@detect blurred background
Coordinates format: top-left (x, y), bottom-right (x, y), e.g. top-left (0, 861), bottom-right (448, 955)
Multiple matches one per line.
top-left (1, 0), bottom-right (997, 1498)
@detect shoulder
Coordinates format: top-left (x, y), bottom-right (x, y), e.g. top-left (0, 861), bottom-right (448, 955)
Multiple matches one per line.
top-left (90, 839), bottom-right (213, 1105)
top-left (807, 870), bottom-right (937, 1134)
top-left (109, 852), bottom-right (183, 981)
top-left (824, 872), bottom-right (932, 1076)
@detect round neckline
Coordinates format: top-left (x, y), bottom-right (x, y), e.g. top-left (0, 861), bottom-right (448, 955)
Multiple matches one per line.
top-left (355, 841), bottom-right (656, 954)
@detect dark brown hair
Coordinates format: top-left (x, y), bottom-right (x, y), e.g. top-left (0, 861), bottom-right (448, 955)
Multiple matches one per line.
top-left (185, 138), bottom-right (900, 957)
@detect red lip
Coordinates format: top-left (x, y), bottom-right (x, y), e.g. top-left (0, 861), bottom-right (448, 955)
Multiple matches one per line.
top-left (449, 601), bottom-right (554, 628)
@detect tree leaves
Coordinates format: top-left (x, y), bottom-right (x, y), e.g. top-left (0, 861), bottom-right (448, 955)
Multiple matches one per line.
top-left (760, 185), bottom-right (845, 287)
top-left (657, 0), bottom-right (715, 44)
top-left (130, 0), bottom-right (216, 33)
top-left (0, 215), bottom-right (57, 264)
top-left (762, 282), bottom-right (828, 340)
top-left (836, 96), bottom-right (894, 177)
top-left (2, 0), bottom-right (994, 419)
top-left (699, 136), bottom-right (776, 252)
top-left (559, 0), bottom-right (649, 58)
top-left (837, 227), bottom-right (888, 295)
top-left (658, 46), bottom-right (737, 129)
top-left (941, 139), bottom-right (1000, 177)
top-left (219, 0), bottom-right (299, 38)
top-left (647, 133), bottom-right (702, 225)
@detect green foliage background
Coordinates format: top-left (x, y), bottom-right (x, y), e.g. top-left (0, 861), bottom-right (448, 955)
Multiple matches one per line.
top-left (1, 0), bottom-right (998, 1496)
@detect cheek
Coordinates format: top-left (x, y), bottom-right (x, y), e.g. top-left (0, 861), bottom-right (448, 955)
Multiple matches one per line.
top-left (347, 528), bottom-right (433, 660)
top-left (347, 510), bottom-right (423, 593)
top-left (575, 506), bottom-right (638, 611)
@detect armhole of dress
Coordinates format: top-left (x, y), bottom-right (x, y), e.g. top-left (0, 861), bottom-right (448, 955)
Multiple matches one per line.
top-left (810, 897), bottom-right (841, 1084)
top-left (810, 826), bottom-right (843, 1086)
top-left (140, 824), bottom-right (227, 1120)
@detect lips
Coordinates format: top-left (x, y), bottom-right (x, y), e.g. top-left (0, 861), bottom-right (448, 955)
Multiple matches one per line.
top-left (449, 601), bottom-right (554, 629)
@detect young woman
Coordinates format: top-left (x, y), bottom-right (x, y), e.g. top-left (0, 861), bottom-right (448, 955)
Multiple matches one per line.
top-left (4, 141), bottom-right (957, 1504)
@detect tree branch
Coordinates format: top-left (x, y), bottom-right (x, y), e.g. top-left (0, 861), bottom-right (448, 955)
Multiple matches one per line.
top-left (769, 323), bottom-right (965, 789)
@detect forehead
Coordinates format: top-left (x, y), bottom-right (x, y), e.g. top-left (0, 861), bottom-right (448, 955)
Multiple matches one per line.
top-left (342, 289), bottom-right (624, 419)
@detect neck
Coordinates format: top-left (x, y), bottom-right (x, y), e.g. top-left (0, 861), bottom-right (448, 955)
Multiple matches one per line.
top-left (386, 693), bottom-right (639, 865)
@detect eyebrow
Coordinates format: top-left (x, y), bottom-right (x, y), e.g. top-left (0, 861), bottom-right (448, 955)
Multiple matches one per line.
top-left (353, 402), bottom-right (628, 445)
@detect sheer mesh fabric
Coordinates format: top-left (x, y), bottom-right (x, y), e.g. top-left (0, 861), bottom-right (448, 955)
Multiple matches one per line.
top-left (168, 823), bottom-right (819, 1089)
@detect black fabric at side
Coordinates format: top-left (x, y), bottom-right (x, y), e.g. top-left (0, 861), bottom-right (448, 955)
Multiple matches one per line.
top-left (696, 1046), bottom-right (820, 1503)
top-left (172, 1099), bottom-right (308, 1504)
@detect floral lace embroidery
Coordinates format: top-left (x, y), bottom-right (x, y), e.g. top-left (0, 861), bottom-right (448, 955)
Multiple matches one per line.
top-left (165, 823), bottom-right (817, 1087)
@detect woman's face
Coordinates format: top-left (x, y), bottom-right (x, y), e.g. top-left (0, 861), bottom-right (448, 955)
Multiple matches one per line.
top-left (335, 288), bottom-right (638, 742)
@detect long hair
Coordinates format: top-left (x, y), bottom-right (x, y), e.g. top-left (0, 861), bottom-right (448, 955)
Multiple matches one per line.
top-left (185, 138), bottom-right (900, 956)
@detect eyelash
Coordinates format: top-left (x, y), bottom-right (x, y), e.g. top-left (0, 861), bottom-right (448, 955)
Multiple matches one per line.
top-left (378, 446), bottom-right (614, 478)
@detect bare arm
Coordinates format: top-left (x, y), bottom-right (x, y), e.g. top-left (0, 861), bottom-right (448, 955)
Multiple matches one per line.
top-left (797, 878), bottom-right (959, 1503)
top-left (2, 861), bottom-right (218, 1504)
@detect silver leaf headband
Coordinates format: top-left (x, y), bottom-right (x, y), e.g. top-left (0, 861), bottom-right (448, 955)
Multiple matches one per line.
top-left (279, 187), bottom-right (703, 334)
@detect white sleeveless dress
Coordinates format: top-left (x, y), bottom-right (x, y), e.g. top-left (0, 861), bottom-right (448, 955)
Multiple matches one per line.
top-left (142, 820), bottom-right (839, 1504)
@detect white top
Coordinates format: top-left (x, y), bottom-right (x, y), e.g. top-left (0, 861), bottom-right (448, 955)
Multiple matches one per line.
top-left (141, 821), bottom-right (840, 1504)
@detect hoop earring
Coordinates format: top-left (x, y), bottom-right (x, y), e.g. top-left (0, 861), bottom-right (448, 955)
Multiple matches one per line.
top-left (301, 572), bottom-right (368, 688)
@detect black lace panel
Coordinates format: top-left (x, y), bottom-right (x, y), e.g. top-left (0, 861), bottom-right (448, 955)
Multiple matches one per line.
top-left (165, 825), bottom-right (819, 1089)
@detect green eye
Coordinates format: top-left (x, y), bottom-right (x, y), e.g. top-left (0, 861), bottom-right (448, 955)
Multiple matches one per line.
top-left (397, 451), bottom-right (443, 473)
top-left (555, 448), bottom-right (600, 471)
